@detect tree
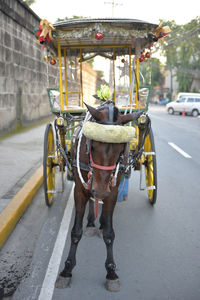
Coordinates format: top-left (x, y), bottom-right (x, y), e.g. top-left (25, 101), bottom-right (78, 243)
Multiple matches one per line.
top-left (24, 0), bottom-right (35, 6)
top-left (162, 17), bottom-right (200, 93)
top-left (87, 58), bottom-right (94, 67)
top-left (139, 58), bottom-right (165, 87)
top-left (151, 59), bottom-right (165, 87)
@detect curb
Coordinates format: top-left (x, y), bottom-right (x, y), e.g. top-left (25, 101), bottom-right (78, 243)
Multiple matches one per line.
top-left (0, 165), bottom-right (43, 248)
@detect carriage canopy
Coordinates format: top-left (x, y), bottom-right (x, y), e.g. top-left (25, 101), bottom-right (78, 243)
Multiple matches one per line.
top-left (35, 18), bottom-right (170, 112)
top-left (50, 18), bottom-right (158, 56)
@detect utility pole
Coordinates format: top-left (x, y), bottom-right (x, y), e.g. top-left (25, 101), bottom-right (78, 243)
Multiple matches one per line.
top-left (104, 0), bottom-right (123, 95)
top-left (104, 0), bottom-right (123, 17)
top-left (170, 66), bottom-right (173, 101)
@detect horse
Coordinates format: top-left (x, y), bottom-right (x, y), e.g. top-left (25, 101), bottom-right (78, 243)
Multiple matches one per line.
top-left (55, 100), bottom-right (143, 292)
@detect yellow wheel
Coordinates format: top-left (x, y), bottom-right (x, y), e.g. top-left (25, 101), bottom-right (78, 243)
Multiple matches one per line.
top-left (43, 123), bottom-right (56, 207)
top-left (143, 128), bottom-right (157, 205)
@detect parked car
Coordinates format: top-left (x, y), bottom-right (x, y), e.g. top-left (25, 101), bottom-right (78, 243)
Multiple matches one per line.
top-left (177, 92), bottom-right (200, 100)
top-left (166, 96), bottom-right (200, 117)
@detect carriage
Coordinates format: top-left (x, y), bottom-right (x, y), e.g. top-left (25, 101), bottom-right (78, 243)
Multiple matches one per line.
top-left (35, 18), bottom-right (170, 291)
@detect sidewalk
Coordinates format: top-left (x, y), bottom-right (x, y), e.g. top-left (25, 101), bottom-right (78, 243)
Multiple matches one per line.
top-left (0, 124), bottom-right (47, 214)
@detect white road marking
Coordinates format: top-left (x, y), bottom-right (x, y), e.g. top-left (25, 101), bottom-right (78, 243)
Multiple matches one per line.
top-left (168, 142), bottom-right (192, 158)
top-left (38, 184), bottom-right (74, 300)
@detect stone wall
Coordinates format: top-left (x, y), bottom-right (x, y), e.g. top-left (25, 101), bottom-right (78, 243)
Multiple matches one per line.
top-left (0, 0), bottom-right (57, 136)
top-left (82, 62), bottom-right (98, 106)
top-left (0, 0), bottom-right (104, 136)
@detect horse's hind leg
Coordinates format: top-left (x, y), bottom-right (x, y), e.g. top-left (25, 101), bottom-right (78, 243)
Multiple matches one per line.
top-left (85, 199), bottom-right (96, 236)
top-left (55, 188), bottom-right (87, 288)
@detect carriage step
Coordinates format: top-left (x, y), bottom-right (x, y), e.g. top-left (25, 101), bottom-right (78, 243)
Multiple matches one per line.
top-left (47, 190), bottom-right (56, 194)
top-left (143, 152), bottom-right (155, 155)
top-left (146, 185), bottom-right (156, 191)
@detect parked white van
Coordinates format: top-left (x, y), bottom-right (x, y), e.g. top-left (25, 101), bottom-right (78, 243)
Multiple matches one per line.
top-left (177, 92), bottom-right (200, 100)
top-left (166, 95), bottom-right (200, 117)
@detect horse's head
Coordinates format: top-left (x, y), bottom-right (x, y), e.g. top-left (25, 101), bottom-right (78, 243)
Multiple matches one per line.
top-left (83, 101), bottom-right (142, 199)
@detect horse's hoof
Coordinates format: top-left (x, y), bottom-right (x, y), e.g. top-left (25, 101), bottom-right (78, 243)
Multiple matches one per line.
top-left (98, 229), bottom-right (103, 239)
top-left (55, 275), bottom-right (71, 288)
top-left (85, 226), bottom-right (96, 237)
top-left (105, 278), bottom-right (120, 292)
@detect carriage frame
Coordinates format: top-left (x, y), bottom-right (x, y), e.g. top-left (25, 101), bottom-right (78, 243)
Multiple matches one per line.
top-left (40, 18), bottom-right (160, 206)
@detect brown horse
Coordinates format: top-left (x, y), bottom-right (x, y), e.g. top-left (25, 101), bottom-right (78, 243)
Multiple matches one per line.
top-left (55, 100), bottom-right (143, 291)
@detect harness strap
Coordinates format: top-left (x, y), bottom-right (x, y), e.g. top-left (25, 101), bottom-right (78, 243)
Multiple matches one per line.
top-left (72, 160), bottom-right (90, 172)
top-left (90, 152), bottom-right (116, 171)
top-left (108, 104), bottom-right (114, 123)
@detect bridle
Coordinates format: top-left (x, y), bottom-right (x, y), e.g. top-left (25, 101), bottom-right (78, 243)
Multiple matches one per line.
top-left (89, 151), bottom-right (116, 171)
top-left (76, 137), bottom-right (122, 191)
top-left (85, 149), bottom-right (121, 191)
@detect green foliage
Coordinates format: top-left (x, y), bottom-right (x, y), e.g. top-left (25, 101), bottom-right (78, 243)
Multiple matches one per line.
top-left (96, 70), bottom-right (104, 79)
top-left (24, 0), bottom-right (35, 6)
top-left (140, 58), bottom-right (165, 87)
top-left (152, 60), bottom-right (165, 87)
top-left (162, 17), bottom-right (200, 92)
top-left (97, 85), bottom-right (111, 101)
top-left (87, 58), bottom-right (94, 67)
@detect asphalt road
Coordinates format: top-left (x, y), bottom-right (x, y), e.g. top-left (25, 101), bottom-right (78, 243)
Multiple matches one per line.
top-left (1, 106), bottom-right (200, 300)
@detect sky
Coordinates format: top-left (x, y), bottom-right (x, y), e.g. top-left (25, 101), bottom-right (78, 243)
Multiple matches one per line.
top-left (31, 0), bottom-right (200, 25)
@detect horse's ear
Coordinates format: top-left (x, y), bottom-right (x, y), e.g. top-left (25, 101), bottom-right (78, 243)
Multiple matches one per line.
top-left (118, 111), bottom-right (143, 125)
top-left (84, 102), bottom-right (102, 121)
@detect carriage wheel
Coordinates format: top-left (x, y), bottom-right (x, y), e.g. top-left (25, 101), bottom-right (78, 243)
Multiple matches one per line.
top-left (43, 123), bottom-right (56, 207)
top-left (143, 128), bottom-right (157, 205)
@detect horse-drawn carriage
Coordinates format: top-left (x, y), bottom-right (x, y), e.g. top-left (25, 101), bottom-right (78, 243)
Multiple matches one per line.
top-left (35, 18), bottom-right (170, 291)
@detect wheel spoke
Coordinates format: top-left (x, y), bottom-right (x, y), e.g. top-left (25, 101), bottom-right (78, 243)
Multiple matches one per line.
top-left (143, 128), bottom-right (157, 205)
top-left (43, 123), bottom-right (56, 206)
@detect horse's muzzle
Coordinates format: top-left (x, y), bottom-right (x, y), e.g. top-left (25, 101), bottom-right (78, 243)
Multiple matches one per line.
top-left (91, 188), bottom-right (110, 200)
top-left (89, 170), bottom-right (113, 199)
top-left (91, 178), bottom-right (111, 199)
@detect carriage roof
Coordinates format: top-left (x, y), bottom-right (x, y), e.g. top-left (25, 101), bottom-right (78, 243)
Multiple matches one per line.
top-left (51, 18), bottom-right (158, 56)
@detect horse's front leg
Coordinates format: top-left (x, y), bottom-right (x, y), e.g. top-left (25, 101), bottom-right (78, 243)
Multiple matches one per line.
top-left (55, 185), bottom-right (88, 288)
top-left (85, 199), bottom-right (97, 236)
top-left (102, 196), bottom-right (120, 292)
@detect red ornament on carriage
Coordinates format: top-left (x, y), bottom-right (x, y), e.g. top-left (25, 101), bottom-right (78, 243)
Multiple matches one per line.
top-left (95, 32), bottom-right (103, 40)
